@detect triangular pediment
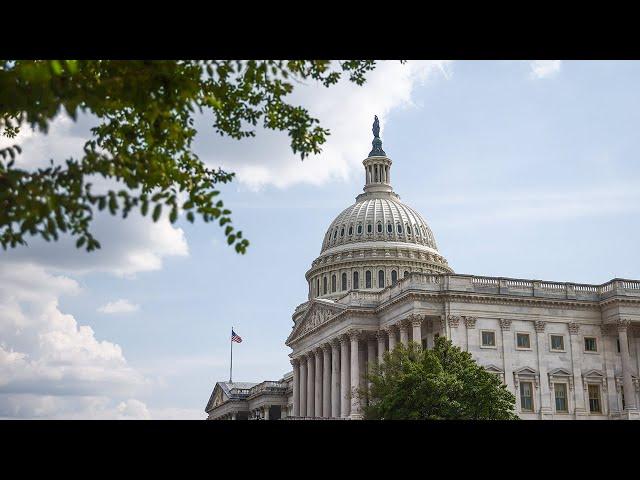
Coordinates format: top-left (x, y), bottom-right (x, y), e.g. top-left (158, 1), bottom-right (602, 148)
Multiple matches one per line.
top-left (286, 299), bottom-right (345, 344)
top-left (548, 368), bottom-right (572, 377)
top-left (484, 364), bottom-right (504, 373)
top-left (205, 383), bottom-right (228, 413)
top-left (514, 366), bottom-right (538, 376)
top-left (583, 369), bottom-right (605, 379)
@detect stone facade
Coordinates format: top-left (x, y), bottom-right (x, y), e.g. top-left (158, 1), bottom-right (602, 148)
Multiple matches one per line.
top-left (205, 119), bottom-right (640, 420)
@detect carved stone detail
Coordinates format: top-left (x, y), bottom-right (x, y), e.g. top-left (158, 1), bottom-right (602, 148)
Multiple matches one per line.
top-left (463, 316), bottom-right (477, 329)
top-left (499, 318), bottom-right (512, 331)
top-left (617, 318), bottom-right (631, 332)
top-left (568, 322), bottom-right (580, 335)
top-left (534, 321), bottom-right (546, 333)
top-left (448, 315), bottom-right (460, 328)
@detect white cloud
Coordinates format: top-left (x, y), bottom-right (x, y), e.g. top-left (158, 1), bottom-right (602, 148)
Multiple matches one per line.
top-left (98, 299), bottom-right (140, 315)
top-left (196, 60), bottom-right (452, 190)
top-left (0, 262), bottom-right (151, 418)
top-left (530, 60), bottom-right (562, 79)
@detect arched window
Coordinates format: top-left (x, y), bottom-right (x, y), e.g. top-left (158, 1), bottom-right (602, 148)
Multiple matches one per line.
top-left (377, 223), bottom-right (382, 233)
top-left (407, 224), bottom-right (412, 235)
top-left (365, 270), bottom-right (372, 288)
top-left (378, 270), bottom-right (385, 288)
top-left (357, 224), bottom-right (363, 234)
top-left (353, 271), bottom-right (359, 289)
top-left (333, 229), bottom-right (337, 240)
top-left (367, 224), bottom-right (372, 234)
top-left (391, 270), bottom-right (398, 285)
top-left (348, 225), bottom-right (353, 235)
top-left (340, 227), bottom-right (345, 237)
top-left (316, 278), bottom-right (320, 296)
top-left (323, 276), bottom-right (327, 295)
top-left (387, 223), bottom-right (392, 233)
top-left (404, 270), bottom-right (410, 278)
top-left (331, 274), bottom-right (336, 293)
top-left (341, 273), bottom-right (347, 291)
top-left (397, 224), bottom-right (403, 233)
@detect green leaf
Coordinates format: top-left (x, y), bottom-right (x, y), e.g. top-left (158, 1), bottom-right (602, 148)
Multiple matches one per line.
top-left (152, 204), bottom-right (162, 222)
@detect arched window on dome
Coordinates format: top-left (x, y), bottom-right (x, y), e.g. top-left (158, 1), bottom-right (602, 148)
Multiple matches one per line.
top-left (331, 274), bottom-right (336, 293)
top-left (407, 224), bottom-right (412, 235)
top-left (323, 276), bottom-right (327, 295)
top-left (367, 224), bottom-right (372, 234)
top-left (365, 270), bottom-right (372, 288)
top-left (387, 223), bottom-right (392, 234)
top-left (333, 229), bottom-right (337, 240)
top-left (353, 271), bottom-right (359, 289)
top-left (378, 270), bottom-right (385, 288)
top-left (377, 223), bottom-right (382, 233)
top-left (357, 224), bottom-right (363, 234)
top-left (340, 226), bottom-right (345, 237)
top-left (391, 270), bottom-right (398, 285)
top-left (341, 273), bottom-right (347, 291)
top-left (316, 278), bottom-right (320, 297)
top-left (397, 224), bottom-right (402, 234)
top-left (348, 225), bottom-right (353, 236)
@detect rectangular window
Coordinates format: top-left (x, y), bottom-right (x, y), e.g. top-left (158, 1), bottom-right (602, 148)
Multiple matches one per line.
top-left (616, 339), bottom-right (621, 353)
top-left (520, 382), bottom-right (534, 412)
top-left (588, 384), bottom-right (601, 413)
top-left (516, 333), bottom-right (531, 349)
top-left (554, 383), bottom-right (568, 412)
top-left (481, 330), bottom-right (496, 347)
top-left (550, 335), bottom-right (565, 351)
top-left (621, 386), bottom-right (625, 410)
top-left (584, 337), bottom-right (598, 352)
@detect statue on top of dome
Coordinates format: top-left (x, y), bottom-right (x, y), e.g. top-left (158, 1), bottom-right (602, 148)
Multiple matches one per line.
top-left (372, 115), bottom-right (380, 138)
top-left (369, 115), bottom-right (386, 157)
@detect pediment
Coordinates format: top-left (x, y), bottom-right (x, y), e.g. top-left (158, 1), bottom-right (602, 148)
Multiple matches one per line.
top-left (514, 366), bottom-right (538, 376)
top-left (548, 368), bottom-right (572, 377)
top-left (205, 383), bottom-right (227, 412)
top-left (286, 300), bottom-right (345, 344)
top-left (583, 369), bottom-right (605, 379)
top-left (484, 364), bottom-right (504, 373)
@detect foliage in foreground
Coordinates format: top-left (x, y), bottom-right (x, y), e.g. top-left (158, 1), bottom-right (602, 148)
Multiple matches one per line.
top-left (0, 60), bottom-right (377, 253)
top-left (363, 337), bottom-right (518, 420)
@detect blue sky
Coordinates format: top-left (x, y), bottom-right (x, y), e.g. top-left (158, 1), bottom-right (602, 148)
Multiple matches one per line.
top-left (1, 60), bottom-right (639, 418)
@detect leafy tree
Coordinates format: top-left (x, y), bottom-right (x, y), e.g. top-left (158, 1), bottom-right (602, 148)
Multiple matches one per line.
top-left (0, 60), bottom-right (377, 252)
top-left (362, 337), bottom-right (518, 420)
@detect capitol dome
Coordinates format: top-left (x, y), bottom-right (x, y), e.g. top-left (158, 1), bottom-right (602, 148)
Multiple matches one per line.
top-left (305, 116), bottom-right (452, 300)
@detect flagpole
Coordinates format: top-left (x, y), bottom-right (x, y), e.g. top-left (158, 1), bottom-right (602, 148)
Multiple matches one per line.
top-left (230, 326), bottom-right (233, 383)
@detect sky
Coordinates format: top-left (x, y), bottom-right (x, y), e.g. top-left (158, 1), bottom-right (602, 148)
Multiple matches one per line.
top-left (1, 60), bottom-right (639, 419)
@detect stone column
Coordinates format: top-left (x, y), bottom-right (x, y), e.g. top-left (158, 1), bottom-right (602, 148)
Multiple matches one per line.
top-left (465, 316), bottom-right (477, 354)
top-left (387, 325), bottom-right (397, 351)
top-left (291, 358), bottom-right (300, 417)
top-left (299, 356), bottom-right (307, 417)
top-left (399, 321), bottom-right (410, 346)
top-left (340, 335), bottom-right (350, 418)
top-left (307, 352), bottom-right (315, 418)
top-left (447, 315), bottom-right (460, 345)
top-left (331, 339), bottom-right (340, 418)
top-left (281, 404), bottom-right (288, 419)
top-left (314, 348), bottom-right (323, 417)
top-left (377, 330), bottom-right (386, 363)
top-left (367, 334), bottom-right (376, 394)
top-left (411, 315), bottom-right (423, 346)
top-left (349, 330), bottom-right (363, 419)
top-left (322, 344), bottom-right (331, 418)
top-left (500, 319), bottom-right (514, 393)
top-left (617, 319), bottom-right (637, 411)
top-left (569, 322), bottom-right (587, 416)
top-left (263, 406), bottom-right (270, 420)
top-left (535, 321), bottom-right (552, 418)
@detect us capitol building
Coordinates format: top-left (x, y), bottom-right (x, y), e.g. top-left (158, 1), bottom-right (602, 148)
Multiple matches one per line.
top-left (206, 117), bottom-right (640, 420)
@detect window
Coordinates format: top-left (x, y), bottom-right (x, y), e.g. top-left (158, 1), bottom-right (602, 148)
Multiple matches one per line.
top-left (481, 330), bottom-right (496, 347)
top-left (391, 270), bottom-right (398, 285)
top-left (340, 227), bottom-right (345, 237)
top-left (333, 229), bottom-right (337, 240)
top-left (378, 270), bottom-right (385, 288)
top-left (397, 224), bottom-right (402, 233)
top-left (550, 335), bottom-right (565, 351)
top-left (367, 224), bottom-right (372, 234)
top-left (584, 337), bottom-right (598, 353)
top-left (377, 223), bottom-right (382, 233)
top-left (588, 384), bottom-right (601, 413)
top-left (520, 382), bottom-right (534, 412)
top-left (316, 278), bottom-right (319, 297)
top-left (386, 223), bottom-right (392, 233)
top-left (348, 226), bottom-right (353, 236)
top-left (353, 271), bottom-right (359, 290)
top-left (357, 225), bottom-right (362, 234)
top-left (323, 276), bottom-right (327, 295)
top-left (554, 383), bottom-right (568, 412)
top-left (331, 274), bottom-right (336, 293)
top-left (516, 333), bottom-right (531, 349)
top-left (616, 339), bottom-right (621, 353)
top-left (621, 386), bottom-right (625, 410)
top-left (365, 270), bottom-right (372, 289)
top-left (407, 225), bottom-right (412, 235)
top-left (404, 271), bottom-right (410, 278)
top-left (341, 273), bottom-right (347, 291)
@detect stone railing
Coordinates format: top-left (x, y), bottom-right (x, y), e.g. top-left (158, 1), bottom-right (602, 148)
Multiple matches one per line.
top-left (247, 381), bottom-right (288, 397)
top-left (335, 272), bottom-right (640, 305)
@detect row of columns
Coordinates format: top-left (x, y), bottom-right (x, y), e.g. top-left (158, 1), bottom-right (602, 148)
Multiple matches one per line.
top-left (291, 314), bottom-right (432, 419)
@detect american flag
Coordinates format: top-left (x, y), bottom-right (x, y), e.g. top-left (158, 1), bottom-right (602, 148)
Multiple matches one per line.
top-left (231, 330), bottom-right (242, 343)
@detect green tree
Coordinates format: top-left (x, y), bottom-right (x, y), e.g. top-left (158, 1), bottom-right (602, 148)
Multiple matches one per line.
top-left (0, 60), bottom-right (377, 252)
top-left (362, 337), bottom-right (518, 420)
